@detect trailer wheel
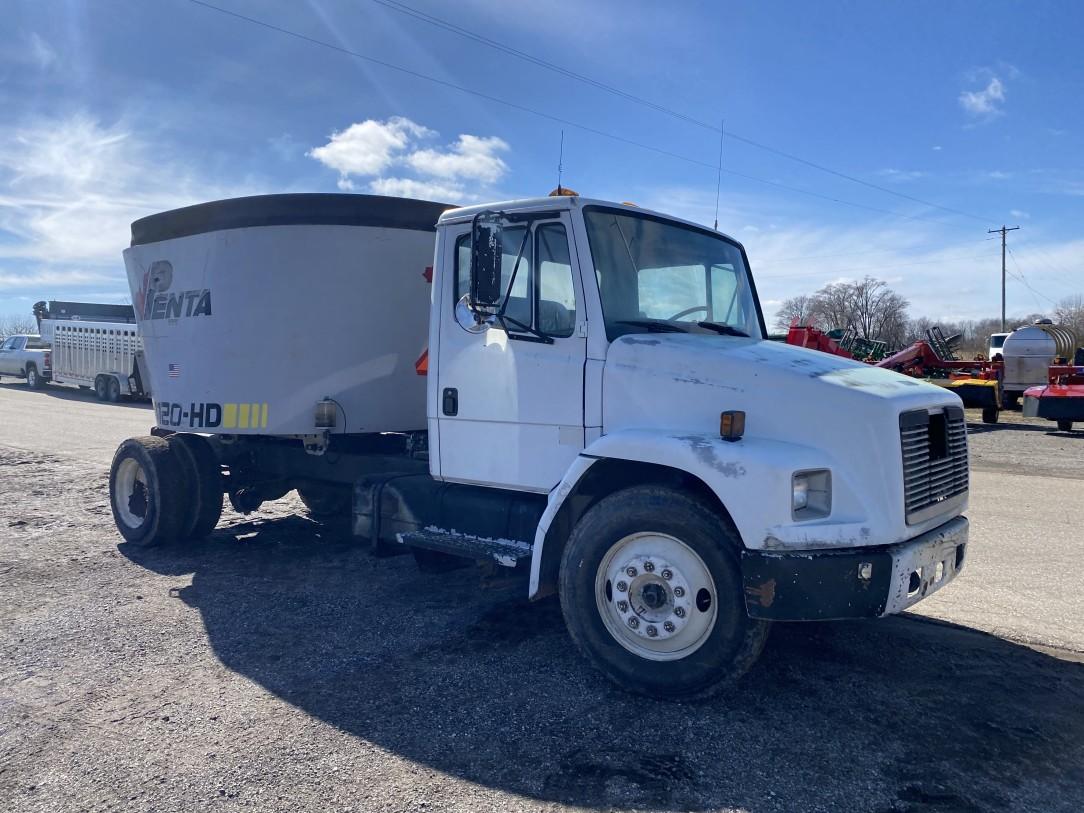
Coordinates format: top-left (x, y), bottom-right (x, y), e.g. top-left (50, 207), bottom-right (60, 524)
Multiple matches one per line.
top-left (558, 485), bottom-right (769, 700)
top-left (168, 434), bottom-right (223, 539)
top-left (94, 376), bottom-right (108, 400)
top-left (109, 436), bottom-right (188, 546)
top-left (1057, 420), bottom-right (1073, 432)
top-left (981, 406), bottom-right (999, 424)
top-left (298, 486), bottom-right (351, 518)
top-left (106, 377), bottom-right (121, 402)
top-left (26, 365), bottom-right (42, 389)
top-left (1003, 392), bottom-right (1019, 409)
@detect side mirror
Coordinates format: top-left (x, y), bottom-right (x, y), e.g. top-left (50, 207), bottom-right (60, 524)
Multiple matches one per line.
top-left (470, 212), bottom-right (505, 309)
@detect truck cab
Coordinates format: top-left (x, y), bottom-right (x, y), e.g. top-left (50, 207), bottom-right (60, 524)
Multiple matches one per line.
top-left (0, 334), bottom-right (51, 388)
top-left (109, 192), bottom-right (970, 699)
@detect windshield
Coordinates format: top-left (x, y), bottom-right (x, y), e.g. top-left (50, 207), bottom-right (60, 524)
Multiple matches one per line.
top-left (991, 335), bottom-right (1007, 348)
top-left (583, 207), bottom-right (763, 341)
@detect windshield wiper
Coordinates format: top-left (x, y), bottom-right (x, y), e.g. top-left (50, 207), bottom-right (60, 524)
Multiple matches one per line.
top-left (696, 322), bottom-right (749, 337)
top-left (615, 319), bottom-right (690, 333)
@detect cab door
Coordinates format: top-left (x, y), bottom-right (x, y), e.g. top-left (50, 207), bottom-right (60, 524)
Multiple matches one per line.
top-left (436, 214), bottom-right (586, 492)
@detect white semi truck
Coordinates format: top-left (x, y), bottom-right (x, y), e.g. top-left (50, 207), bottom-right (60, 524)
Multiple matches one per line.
top-left (110, 192), bottom-right (970, 698)
top-left (35, 301), bottom-right (149, 401)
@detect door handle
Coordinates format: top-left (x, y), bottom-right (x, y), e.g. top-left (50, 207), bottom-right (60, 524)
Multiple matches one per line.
top-left (442, 387), bottom-right (458, 416)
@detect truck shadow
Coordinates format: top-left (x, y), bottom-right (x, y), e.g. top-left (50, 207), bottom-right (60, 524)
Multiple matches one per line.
top-left (122, 515), bottom-right (1084, 812)
top-left (0, 381), bottom-right (152, 410)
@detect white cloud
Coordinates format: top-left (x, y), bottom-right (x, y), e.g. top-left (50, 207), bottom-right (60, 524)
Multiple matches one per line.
top-left (26, 32), bottom-right (57, 70)
top-left (1010, 209), bottom-right (1030, 220)
top-left (308, 116), bottom-right (434, 177)
top-left (405, 134), bottom-right (508, 183)
top-left (0, 113), bottom-right (259, 303)
top-left (932, 145), bottom-right (943, 151)
top-left (368, 177), bottom-right (471, 203)
top-left (877, 168), bottom-right (927, 182)
top-left (308, 117), bottom-right (509, 203)
top-left (959, 75), bottom-right (1006, 119)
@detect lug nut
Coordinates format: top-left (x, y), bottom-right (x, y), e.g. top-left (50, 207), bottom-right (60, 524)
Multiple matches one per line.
top-left (661, 569), bottom-right (673, 580)
top-left (627, 617), bottom-right (640, 629)
top-left (643, 561), bottom-right (655, 572)
top-left (626, 566), bottom-right (638, 578)
top-left (673, 586), bottom-right (685, 598)
top-left (663, 621), bottom-right (675, 633)
top-left (646, 625), bottom-right (658, 637)
top-left (617, 600), bottom-right (629, 612)
top-left (616, 580), bottom-right (628, 593)
top-left (674, 607), bottom-right (686, 618)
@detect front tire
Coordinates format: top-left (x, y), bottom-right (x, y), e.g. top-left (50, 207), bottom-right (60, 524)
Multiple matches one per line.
top-left (558, 485), bottom-right (770, 700)
top-left (981, 406), bottom-right (999, 424)
top-left (109, 436), bottom-right (189, 546)
top-left (1057, 419), bottom-right (1073, 432)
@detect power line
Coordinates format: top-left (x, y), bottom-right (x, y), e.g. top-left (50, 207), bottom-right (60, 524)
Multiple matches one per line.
top-left (185, 0), bottom-right (970, 228)
top-left (367, 0), bottom-right (996, 223)
top-left (1006, 247), bottom-right (1058, 307)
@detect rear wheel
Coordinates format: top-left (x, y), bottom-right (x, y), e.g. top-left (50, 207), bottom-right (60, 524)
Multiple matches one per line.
top-left (1003, 392), bottom-right (1019, 409)
top-left (26, 365), bottom-right (41, 389)
top-left (981, 406), bottom-right (999, 424)
top-left (107, 377), bottom-right (121, 402)
top-left (1057, 419), bottom-right (1073, 432)
top-left (559, 485), bottom-right (770, 700)
top-left (94, 376), bottom-right (108, 400)
top-left (109, 436), bottom-right (188, 546)
top-left (167, 434), bottom-right (223, 539)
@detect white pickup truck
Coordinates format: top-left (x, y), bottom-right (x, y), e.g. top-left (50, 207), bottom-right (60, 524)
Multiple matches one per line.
top-left (108, 192), bottom-right (970, 699)
top-left (0, 334), bottom-right (51, 388)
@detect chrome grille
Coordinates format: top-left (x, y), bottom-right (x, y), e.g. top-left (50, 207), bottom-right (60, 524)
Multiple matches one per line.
top-left (899, 406), bottom-right (969, 525)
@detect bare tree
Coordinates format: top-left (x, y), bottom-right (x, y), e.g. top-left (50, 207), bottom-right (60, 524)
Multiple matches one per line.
top-left (772, 294), bottom-right (823, 332)
top-left (0, 314), bottom-right (37, 341)
top-left (1054, 294), bottom-right (1084, 343)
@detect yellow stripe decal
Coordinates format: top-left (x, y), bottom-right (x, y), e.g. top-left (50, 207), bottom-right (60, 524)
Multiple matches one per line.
top-left (222, 403), bottom-right (237, 429)
top-left (261, 403), bottom-right (268, 428)
top-left (238, 403), bottom-right (250, 429)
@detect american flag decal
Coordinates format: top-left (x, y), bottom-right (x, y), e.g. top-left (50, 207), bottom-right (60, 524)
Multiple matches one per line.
top-left (167, 363), bottom-right (180, 378)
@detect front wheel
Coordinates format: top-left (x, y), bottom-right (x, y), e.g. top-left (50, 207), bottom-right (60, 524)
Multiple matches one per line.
top-left (981, 406), bottom-right (999, 424)
top-left (1057, 419), bottom-right (1073, 432)
top-left (559, 485), bottom-right (769, 700)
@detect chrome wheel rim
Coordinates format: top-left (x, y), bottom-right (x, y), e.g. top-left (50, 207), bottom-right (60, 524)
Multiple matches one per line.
top-left (114, 458), bottom-right (149, 529)
top-left (594, 532), bottom-right (717, 662)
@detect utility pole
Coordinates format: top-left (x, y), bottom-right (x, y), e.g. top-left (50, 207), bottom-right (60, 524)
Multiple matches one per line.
top-left (988, 225), bottom-right (1020, 331)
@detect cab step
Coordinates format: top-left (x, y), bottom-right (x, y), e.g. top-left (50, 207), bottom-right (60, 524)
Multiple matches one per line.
top-left (397, 527), bottom-right (533, 567)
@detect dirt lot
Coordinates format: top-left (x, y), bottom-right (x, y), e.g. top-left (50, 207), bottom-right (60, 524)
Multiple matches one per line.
top-left (1, 385), bottom-right (1083, 812)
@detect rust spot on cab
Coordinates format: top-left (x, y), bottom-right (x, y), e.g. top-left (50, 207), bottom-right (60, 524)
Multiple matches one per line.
top-left (745, 578), bottom-right (777, 608)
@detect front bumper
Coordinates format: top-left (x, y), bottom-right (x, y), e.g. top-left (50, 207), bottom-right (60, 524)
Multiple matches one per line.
top-left (741, 515), bottom-right (968, 621)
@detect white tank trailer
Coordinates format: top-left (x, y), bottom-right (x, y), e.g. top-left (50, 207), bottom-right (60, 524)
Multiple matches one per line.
top-left (1001, 320), bottom-right (1078, 404)
top-left (123, 194), bottom-right (451, 437)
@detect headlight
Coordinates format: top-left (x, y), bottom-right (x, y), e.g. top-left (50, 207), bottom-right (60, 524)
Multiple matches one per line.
top-left (792, 469), bottom-right (831, 520)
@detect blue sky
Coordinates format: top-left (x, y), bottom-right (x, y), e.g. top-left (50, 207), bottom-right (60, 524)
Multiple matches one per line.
top-left (2, 0), bottom-right (1081, 326)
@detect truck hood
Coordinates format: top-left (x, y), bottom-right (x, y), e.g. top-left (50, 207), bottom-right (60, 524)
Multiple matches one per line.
top-left (603, 333), bottom-right (961, 439)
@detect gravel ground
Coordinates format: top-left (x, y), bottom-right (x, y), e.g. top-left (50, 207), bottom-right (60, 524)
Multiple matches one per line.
top-left (1, 393), bottom-right (1083, 812)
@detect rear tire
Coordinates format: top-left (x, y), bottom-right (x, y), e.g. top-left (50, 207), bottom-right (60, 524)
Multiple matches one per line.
top-left (26, 365), bottom-right (41, 389)
top-left (109, 436), bottom-right (188, 546)
top-left (981, 406), bottom-right (999, 424)
top-left (558, 485), bottom-right (770, 700)
top-left (1003, 392), bottom-right (1019, 409)
top-left (107, 377), bottom-right (121, 402)
top-left (94, 376), bottom-right (108, 400)
top-left (1057, 419), bottom-right (1073, 432)
top-left (167, 434), bottom-right (223, 539)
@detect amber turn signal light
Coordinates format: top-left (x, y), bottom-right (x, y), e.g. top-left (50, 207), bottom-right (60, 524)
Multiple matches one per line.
top-left (720, 410), bottom-right (745, 442)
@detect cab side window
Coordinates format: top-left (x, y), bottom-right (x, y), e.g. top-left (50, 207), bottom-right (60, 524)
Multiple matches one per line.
top-left (454, 222), bottom-right (577, 339)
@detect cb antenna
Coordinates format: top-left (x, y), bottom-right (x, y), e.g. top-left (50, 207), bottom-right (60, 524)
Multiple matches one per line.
top-left (557, 129), bottom-right (565, 195)
top-left (713, 118), bottom-right (724, 231)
